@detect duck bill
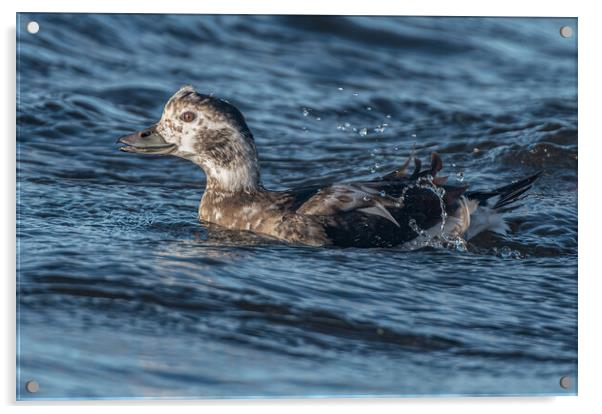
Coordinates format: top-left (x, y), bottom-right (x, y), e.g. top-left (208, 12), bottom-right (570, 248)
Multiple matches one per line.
top-left (117, 125), bottom-right (176, 155)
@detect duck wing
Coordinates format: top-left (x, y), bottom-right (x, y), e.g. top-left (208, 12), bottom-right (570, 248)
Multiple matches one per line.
top-left (294, 152), bottom-right (468, 247)
top-left (296, 182), bottom-right (403, 226)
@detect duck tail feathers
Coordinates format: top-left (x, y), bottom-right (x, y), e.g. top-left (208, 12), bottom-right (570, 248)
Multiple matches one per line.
top-left (465, 171), bottom-right (542, 211)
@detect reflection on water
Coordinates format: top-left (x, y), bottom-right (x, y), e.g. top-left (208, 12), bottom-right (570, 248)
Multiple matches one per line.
top-left (17, 14), bottom-right (577, 399)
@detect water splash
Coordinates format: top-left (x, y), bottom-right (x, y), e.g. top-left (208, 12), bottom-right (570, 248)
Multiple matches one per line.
top-left (337, 122), bottom-right (351, 131)
top-left (398, 176), bottom-right (467, 252)
top-left (374, 123), bottom-right (387, 133)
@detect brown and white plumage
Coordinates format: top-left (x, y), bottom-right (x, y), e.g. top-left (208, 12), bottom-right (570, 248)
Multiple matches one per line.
top-left (117, 85), bottom-right (541, 248)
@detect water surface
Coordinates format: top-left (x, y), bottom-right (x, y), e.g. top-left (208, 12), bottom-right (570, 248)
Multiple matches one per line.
top-left (17, 14), bottom-right (577, 399)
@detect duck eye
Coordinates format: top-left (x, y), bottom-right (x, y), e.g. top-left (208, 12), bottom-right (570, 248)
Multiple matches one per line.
top-left (180, 111), bottom-right (196, 123)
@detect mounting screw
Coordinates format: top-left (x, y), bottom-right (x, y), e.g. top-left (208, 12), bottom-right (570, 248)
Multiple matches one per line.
top-left (559, 26), bottom-right (573, 38)
top-left (559, 376), bottom-right (571, 389)
top-left (25, 380), bottom-right (39, 393)
top-left (26, 21), bottom-right (40, 34)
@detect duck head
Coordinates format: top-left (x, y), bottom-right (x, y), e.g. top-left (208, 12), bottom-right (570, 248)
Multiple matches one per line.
top-left (118, 85), bottom-right (261, 192)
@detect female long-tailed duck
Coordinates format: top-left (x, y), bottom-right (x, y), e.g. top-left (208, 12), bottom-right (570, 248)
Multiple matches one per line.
top-left (118, 85), bottom-right (541, 248)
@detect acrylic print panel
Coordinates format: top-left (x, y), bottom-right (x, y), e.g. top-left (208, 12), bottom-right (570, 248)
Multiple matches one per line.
top-left (16, 14), bottom-right (577, 400)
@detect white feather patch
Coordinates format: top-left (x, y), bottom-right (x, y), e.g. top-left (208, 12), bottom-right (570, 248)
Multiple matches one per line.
top-left (358, 205), bottom-right (400, 227)
top-left (465, 205), bottom-right (510, 240)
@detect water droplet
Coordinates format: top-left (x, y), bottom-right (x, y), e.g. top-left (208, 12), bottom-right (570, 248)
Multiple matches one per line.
top-left (362, 195), bottom-right (371, 201)
top-left (379, 190), bottom-right (386, 197)
top-left (411, 133), bottom-right (417, 138)
top-left (453, 239), bottom-right (468, 252)
top-left (499, 246), bottom-right (512, 259)
top-left (338, 87), bottom-right (344, 91)
top-left (359, 128), bottom-right (368, 136)
top-left (452, 163), bottom-right (456, 167)
top-left (456, 171), bottom-right (464, 182)
top-left (344, 122), bottom-right (351, 128)
top-left (302, 108), bottom-right (310, 117)
top-left (366, 106), bottom-right (372, 111)
top-left (386, 114), bottom-right (392, 119)
top-left (473, 147), bottom-right (480, 154)
top-left (353, 92), bottom-right (359, 96)
top-left (316, 117), bottom-right (321, 121)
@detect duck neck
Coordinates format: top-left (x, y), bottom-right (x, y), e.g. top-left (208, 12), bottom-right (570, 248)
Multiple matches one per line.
top-left (198, 164), bottom-right (263, 223)
top-left (196, 144), bottom-right (265, 216)
top-left (202, 162), bottom-right (262, 195)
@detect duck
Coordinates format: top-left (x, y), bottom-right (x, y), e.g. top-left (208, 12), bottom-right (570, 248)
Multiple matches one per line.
top-left (117, 85), bottom-right (541, 248)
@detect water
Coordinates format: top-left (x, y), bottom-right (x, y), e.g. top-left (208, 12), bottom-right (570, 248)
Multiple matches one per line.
top-left (16, 14), bottom-right (577, 399)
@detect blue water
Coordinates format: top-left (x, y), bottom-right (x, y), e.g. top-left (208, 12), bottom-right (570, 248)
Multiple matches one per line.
top-left (16, 14), bottom-right (577, 399)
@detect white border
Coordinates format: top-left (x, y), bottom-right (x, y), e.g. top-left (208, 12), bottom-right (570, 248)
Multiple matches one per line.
top-left (2, 0), bottom-right (583, 16)
top-left (3, 1), bottom-right (600, 413)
